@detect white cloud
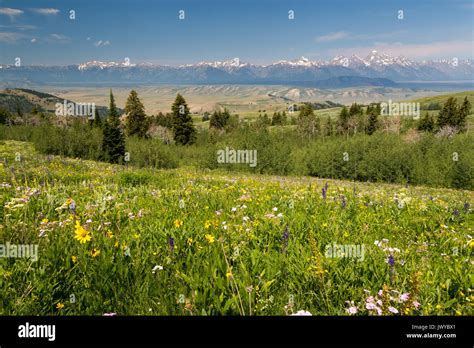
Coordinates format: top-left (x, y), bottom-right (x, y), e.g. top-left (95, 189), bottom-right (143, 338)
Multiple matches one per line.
top-left (0, 31), bottom-right (25, 43)
top-left (30, 38), bottom-right (37, 43)
top-left (48, 33), bottom-right (71, 43)
top-left (31, 8), bottom-right (60, 15)
top-left (315, 31), bottom-right (349, 43)
top-left (0, 7), bottom-right (24, 19)
top-left (94, 40), bottom-right (110, 47)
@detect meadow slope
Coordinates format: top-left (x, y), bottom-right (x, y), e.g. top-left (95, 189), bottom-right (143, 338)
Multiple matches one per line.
top-left (0, 141), bottom-right (472, 315)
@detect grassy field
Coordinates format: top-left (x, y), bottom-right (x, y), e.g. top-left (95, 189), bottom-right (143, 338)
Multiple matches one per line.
top-left (411, 90), bottom-right (474, 107)
top-left (0, 140), bottom-right (472, 315)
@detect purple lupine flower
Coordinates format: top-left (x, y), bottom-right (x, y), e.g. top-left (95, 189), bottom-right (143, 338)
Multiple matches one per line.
top-left (341, 195), bottom-right (347, 209)
top-left (453, 209), bottom-right (459, 217)
top-left (69, 200), bottom-right (76, 215)
top-left (322, 187), bottom-right (327, 202)
top-left (282, 224), bottom-right (289, 253)
top-left (168, 236), bottom-right (175, 252)
top-left (388, 255), bottom-right (395, 267)
top-left (464, 201), bottom-right (471, 212)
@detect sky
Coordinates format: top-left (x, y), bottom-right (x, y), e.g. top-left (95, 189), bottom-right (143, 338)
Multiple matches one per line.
top-left (0, 0), bottom-right (473, 66)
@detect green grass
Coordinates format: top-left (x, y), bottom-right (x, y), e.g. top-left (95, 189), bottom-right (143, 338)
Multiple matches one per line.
top-left (410, 90), bottom-right (474, 107)
top-left (0, 140), bottom-right (472, 316)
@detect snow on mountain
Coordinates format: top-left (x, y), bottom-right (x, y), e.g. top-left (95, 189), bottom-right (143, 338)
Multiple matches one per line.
top-left (3, 52), bottom-right (472, 86)
top-left (181, 57), bottom-right (249, 70)
top-left (269, 56), bottom-right (326, 68)
top-left (78, 60), bottom-right (136, 70)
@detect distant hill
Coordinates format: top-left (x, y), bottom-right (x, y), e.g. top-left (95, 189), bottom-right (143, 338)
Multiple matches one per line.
top-left (0, 88), bottom-right (122, 117)
top-left (409, 90), bottom-right (474, 111)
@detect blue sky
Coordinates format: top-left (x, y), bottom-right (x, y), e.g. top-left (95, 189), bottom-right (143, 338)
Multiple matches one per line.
top-left (0, 0), bottom-right (473, 66)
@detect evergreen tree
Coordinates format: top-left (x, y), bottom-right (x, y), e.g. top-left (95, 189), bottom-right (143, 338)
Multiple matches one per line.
top-left (297, 103), bottom-right (320, 138)
top-left (209, 109), bottom-right (230, 129)
top-left (366, 109), bottom-right (378, 135)
top-left (417, 112), bottom-right (435, 132)
top-left (457, 96), bottom-right (471, 131)
top-left (102, 90), bottom-right (126, 164)
top-left (93, 108), bottom-right (102, 128)
top-left (171, 94), bottom-right (196, 145)
top-left (89, 108), bottom-right (102, 128)
top-left (437, 97), bottom-right (458, 129)
top-left (338, 106), bottom-right (350, 133)
top-left (125, 90), bottom-right (148, 138)
top-left (349, 103), bottom-right (363, 116)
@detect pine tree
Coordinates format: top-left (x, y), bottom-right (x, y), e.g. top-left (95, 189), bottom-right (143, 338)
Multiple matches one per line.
top-left (366, 109), bottom-right (378, 135)
top-left (338, 106), bottom-right (350, 133)
top-left (297, 103), bottom-right (319, 138)
top-left (125, 90), bottom-right (148, 138)
top-left (89, 109), bottom-right (102, 128)
top-left (349, 103), bottom-right (362, 116)
top-left (93, 108), bottom-right (102, 128)
top-left (102, 90), bottom-right (126, 164)
top-left (171, 94), bottom-right (196, 145)
top-left (417, 112), bottom-right (435, 132)
top-left (210, 109), bottom-right (230, 129)
top-left (437, 97), bottom-right (458, 129)
top-left (457, 96), bottom-right (471, 132)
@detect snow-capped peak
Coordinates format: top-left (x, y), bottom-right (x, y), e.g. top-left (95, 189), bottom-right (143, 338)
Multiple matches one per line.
top-left (78, 60), bottom-right (136, 70)
top-left (271, 56), bottom-right (321, 67)
top-left (183, 57), bottom-right (248, 69)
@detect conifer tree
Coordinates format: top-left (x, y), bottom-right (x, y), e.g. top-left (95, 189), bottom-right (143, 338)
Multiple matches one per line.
top-left (125, 90), bottom-right (148, 138)
top-left (297, 103), bottom-right (319, 138)
top-left (338, 106), bottom-right (350, 133)
top-left (437, 97), bottom-right (458, 129)
top-left (366, 109), bottom-right (378, 135)
top-left (171, 94), bottom-right (196, 145)
top-left (417, 112), bottom-right (435, 132)
top-left (102, 90), bottom-right (126, 163)
top-left (457, 96), bottom-right (471, 131)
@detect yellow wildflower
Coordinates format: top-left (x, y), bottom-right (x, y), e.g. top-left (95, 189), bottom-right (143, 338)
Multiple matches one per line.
top-left (174, 219), bottom-right (183, 228)
top-left (56, 303), bottom-right (64, 310)
top-left (204, 220), bottom-right (212, 229)
top-left (71, 255), bottom-right (77, 263)
top-left (90, 248), bottom-right (100, 258)
top-left (205, 234), bottom-right (215, 244)
top-left (74, 221), bottom-right (91, 244)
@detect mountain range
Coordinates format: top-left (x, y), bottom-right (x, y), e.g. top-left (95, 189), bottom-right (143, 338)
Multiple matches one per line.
top-left (1, 51), bottom-right (472, 88)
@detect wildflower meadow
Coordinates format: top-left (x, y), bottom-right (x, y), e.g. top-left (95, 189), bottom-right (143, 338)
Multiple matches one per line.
top-left (0, 140), bottom-right (472, 316)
